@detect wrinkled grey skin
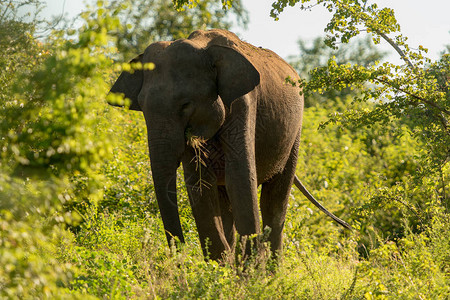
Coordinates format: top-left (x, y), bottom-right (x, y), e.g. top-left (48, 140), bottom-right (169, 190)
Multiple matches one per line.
top-left (109, 29), bottom-right (304, 260)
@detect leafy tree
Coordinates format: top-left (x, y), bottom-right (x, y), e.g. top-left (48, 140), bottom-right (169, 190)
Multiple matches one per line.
top-left (0, 0), bottom-right (45, 126)
top-left (289, 36), bottom-right (386, 79)
top-left (0, 0), bottom-right (121, 296)
top-left (273, 0), bottom-right (448, 172)
top-left (285, 31), bottom-right (446, 244)
top-left (288, 36), bottom-right (386, 107)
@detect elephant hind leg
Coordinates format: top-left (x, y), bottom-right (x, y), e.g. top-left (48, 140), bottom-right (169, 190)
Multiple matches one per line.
top-left (187, 183), bottom-right (231, 260)
top-left (260, 130), bottom-right (301, 255)
top-left (218, 185), bottom-right (236, 249)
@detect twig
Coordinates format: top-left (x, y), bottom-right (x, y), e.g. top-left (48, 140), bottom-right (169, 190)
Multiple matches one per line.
top-left (391, 197), bottom-right (425, 228)
top-left (0, 0), bottom-right (13, 22)
top-left (374, 77), bottom-right (449, 133)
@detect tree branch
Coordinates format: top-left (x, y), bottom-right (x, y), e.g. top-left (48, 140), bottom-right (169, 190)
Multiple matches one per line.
top-left (377, 31), bottom-right (414, 69)
top-left (375, 77), bottom-right (450, 116)
top-left (374, 77), bottom-right (449, 131)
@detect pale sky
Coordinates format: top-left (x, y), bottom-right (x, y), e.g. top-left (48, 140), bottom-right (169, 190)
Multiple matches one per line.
top-left (41, 0), bottom-right (450, 62)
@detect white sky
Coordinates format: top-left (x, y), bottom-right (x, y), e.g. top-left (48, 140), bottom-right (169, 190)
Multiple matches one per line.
top-left (42, 0), bottom-right (450, 62)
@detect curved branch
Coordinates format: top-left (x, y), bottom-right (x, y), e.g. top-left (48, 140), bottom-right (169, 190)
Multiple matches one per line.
top-left (377, 31), bottom-right (414, 69)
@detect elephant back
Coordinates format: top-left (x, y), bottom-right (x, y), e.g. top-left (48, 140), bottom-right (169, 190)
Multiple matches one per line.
top-left (187, 29), bottom-right (300, 82)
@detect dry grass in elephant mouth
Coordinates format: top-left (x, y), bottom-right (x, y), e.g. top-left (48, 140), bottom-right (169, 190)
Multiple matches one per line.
top-left (185, 130), bottom-right (211, 192)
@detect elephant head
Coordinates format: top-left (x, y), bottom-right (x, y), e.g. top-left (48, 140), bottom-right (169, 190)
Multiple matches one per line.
top-left (109, 39), bottom-right (260, 246)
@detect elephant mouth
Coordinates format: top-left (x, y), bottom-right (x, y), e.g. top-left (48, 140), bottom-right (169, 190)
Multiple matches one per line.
top-left (186, 132), bottom-right (207, 149)
top-left (185, 127), bottom-right (208, 159)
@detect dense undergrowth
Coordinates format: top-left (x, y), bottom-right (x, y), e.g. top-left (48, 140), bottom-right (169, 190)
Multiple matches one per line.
top-left (1, 0), bottom-right (449, 299)
top-left (2, 96), bottom-right (448, 299)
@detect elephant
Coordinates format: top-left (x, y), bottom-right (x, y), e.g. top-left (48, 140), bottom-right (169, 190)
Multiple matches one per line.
top-left (108, 29), bottom-right (350, 260)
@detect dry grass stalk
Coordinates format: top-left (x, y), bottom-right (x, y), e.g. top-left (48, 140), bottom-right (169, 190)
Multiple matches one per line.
top-left (186, 130), bottom-right (211, 192)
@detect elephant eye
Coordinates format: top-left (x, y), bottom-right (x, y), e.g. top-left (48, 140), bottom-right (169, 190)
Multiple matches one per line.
top-left (180, 101), bottom-right (192, 114)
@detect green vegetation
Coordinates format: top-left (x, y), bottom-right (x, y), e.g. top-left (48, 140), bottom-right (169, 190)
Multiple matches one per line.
top-left (1, 0), bottom-right (448, 298)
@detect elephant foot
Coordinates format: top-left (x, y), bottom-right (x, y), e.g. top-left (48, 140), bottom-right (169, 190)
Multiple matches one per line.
top-left (233, 227), bottom-right (274, 270)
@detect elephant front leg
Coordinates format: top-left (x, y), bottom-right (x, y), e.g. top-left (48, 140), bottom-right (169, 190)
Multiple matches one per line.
top-left (219, 96), bottom-right (261, 247)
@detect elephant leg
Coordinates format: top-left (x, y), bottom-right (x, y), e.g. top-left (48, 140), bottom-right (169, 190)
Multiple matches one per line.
top-left (220, 96), bottom-right (260, 238)
top-left (217, 185), bottom-right (236, 248)
top-left (260, 130), bottom-right (301, 255)
top-left (182, 154), bottom-right (231, 260)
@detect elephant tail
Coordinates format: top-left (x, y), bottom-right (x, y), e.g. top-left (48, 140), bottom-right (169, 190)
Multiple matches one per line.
top-left (293, 175), bottom-right (353, 231)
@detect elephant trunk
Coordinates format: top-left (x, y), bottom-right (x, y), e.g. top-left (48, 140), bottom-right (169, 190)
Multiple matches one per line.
top-left (147, 121), bottom-right (186, 246)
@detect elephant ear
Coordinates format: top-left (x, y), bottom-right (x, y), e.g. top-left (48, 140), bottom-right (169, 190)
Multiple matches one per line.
top-left (206, 45), bottom-right (260, 107)
top-left (108, 54), bottom-right (144, 111)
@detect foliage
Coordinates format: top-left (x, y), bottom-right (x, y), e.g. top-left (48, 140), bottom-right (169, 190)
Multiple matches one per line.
top-left (0, 0), bottom-right (120, 296)
top-left (173, 0), bottom-right (235, 12)
top-left (271, 0), bottom-right (449, 175)
top-left (289, 36), bottom-right (386, 79)
top-left (288, 36), bottom-right (386, 107)
top-left (0, 184), bottom-right (79, 299)
top-left (0, 1), bottom-right (45, 139)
